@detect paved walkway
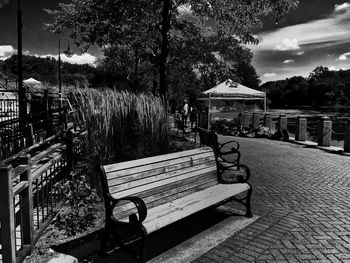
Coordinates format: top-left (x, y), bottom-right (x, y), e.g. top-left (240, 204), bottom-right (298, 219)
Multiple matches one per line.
top-left (195, 136), bottom-right (350, 263)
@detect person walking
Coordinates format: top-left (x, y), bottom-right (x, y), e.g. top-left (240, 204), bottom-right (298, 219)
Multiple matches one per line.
top-left (182, 99), bottom-right (189, 127)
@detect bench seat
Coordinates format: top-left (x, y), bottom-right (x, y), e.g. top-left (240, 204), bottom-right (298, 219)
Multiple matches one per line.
top-left (141, 183), bottom-right (250, 234)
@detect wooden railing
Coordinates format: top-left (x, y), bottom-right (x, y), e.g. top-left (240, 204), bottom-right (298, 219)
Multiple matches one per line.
top-left (0, 129), bottom-right (86, 263)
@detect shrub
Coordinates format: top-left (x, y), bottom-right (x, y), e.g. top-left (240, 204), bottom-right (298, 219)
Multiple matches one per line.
top-left (53, 173), bottom-right (100, 236)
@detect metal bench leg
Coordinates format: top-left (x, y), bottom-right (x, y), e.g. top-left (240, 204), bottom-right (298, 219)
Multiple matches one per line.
top-left (245, 183), bottom-right (253, 218)
top-left (137, 225), bottom-right (148, 263)
top-left (99, 224), bottom-right (110, 257)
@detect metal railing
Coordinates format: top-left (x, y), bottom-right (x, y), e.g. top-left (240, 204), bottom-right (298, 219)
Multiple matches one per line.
top-left (0, 129), bottom-right (86, 263)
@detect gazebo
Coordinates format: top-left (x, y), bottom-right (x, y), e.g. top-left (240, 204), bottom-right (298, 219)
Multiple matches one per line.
top-left (23, 78), bottom-right (43, 90)
top-left (198, 79), bottom-right (266, 128)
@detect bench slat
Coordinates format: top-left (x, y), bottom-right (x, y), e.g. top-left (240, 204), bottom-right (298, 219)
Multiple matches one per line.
top-left (144, 183), bottom-right (249, 233)
top-left (108, 159), bottom-right (216, 193)
top-left (114, 171), bottom-right (217, 219)
top-left (103, 147), bottom-right (213, 173)
top-left (110, 165), bottom-right (217, 199)
top-left (106, 153), bottom-right (214, 183)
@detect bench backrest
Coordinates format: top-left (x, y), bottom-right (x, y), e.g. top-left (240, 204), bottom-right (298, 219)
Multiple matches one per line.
top-left (197, 127), bottom-right (220, 155)
top-left (100, 147), bottom-right (217, 219)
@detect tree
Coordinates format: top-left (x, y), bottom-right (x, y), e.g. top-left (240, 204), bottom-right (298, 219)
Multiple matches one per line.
top-left (46, 0), bottom-right (298, 102)
top-left (0, 55), bottom-right (96, 86)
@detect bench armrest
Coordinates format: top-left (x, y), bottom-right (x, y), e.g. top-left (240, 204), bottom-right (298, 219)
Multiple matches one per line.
top-left (218, 140), bottom-right (240, 153)
top-left (217, 164), bottom-right (251, 184)
top-left (109, 196), bottom-right (148, 224)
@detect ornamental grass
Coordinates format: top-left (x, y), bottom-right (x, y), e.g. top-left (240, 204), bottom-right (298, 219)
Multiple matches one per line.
top-left (76, 88), bottom-right (169, 164)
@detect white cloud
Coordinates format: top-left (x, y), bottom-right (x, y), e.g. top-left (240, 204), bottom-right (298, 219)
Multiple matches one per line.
top-left (178, 4), bottom-right (192, 14)
top-left (283, 59), bottom-right (294, 64)
top-left (252, 4), bottom-right (350, 52)
top-left (0, 55), bottom-right (11, 61)
top-left (275, 39), bottom-right (300, 51)
top-left (335, 2), bottom-right (350, 12)
top-left (40, 53), bottom-right (97, 65)
top-left (251, 2), bottom-right (350, 82)
top-left (338, 52), bottom-right (350, 60)
top-left (329, 66), bottom-right (337, 71)
top-left (0, 45), bottom-right (16, 57)
top-left (263, 73), bottom-right (277, 78)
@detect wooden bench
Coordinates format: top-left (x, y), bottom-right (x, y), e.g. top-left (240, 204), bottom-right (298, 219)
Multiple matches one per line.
top-left (197, 127), bottom-right (241, 167)
top-left (99, 147), bottom-right (252, 262)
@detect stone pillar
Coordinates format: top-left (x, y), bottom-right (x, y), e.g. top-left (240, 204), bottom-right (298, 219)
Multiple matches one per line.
top-left (264, 114), bottom-right (272, 130)
top-left (252, 113), bottom-right (260, 130)
top-left (317, 116), bottom-right (332, 147)
top-left (278, 114), bottom-right (287, 130)
top-left (344, 119), bottom-right (350, 152)
top-left (295, 116), bottom-right (307, 141)
top-left (243, 111), bottom-right (250, 129)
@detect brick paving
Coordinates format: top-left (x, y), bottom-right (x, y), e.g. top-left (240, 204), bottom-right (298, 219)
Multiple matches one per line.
top-left (195, 136), bottom-right (350, 263)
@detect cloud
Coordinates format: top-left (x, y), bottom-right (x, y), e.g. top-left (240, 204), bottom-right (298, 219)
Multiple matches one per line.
top-left (252, 3), bottom-right (350, 53)
top-left (0, 45), bottom-right (16, 58)
top-left (40, 53), bottom-right (97, 65)
top-left (275, 39), bottom-right (300, 51)
top-left (252, 2), bottom-right (350, 82)
top-left (283, 59), bottom-right (294, 64)
top-left (178, 4), bottom-right (192, 14)
top-left (335, 2), bottom-right (350, 12)
top-left (263, 73), bottom-right (277, 78)
top-left (338, 52), bottom-right (350, 60)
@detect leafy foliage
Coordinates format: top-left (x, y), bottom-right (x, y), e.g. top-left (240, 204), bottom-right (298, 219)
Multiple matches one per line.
top-left (0, 55), bottom-right (96, 86)
top-left (53, 174), bottom-right (100, 236)
top-left (261, 66), bottom-right (350, 108)
top-left (45, 0), bottom-right (298, 99)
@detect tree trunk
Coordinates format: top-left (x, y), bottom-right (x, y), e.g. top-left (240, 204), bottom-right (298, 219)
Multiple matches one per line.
top-left (159, 0), bottom-right (171, 104)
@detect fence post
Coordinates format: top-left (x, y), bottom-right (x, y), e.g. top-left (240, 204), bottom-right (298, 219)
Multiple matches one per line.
top-left (278, 114), bottom-right (288, 130)
top-left (18, 154), bottom-right (33, 250)
top-left (44, 90), bottom-right (53, 136)
top-left (317, 116), bottom-right (332, 147)
top-left (243, 111), bottom-right (250, 129)
top-left (0, 165), bottom-right (16, 263)
top-left (344, 119), bottom-right (350, 152)
top-left (295, 116), bottom-right (307, 141)
top-left (63, 108), bottom-right (68, 130)
top-left (65, 130), bottom-right (74, 176)
top-left (0, 136), bottom-right (3, 160)
top-left (252, 113), bottom-right (260, 130)
top-left (26, 123), bottom-right (34, 147)
top-left (264, 114), bottom-right (272, 130)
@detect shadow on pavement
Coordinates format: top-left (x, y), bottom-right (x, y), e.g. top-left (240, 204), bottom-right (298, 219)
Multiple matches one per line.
top-left (52, 208), bottom-right (233, 262)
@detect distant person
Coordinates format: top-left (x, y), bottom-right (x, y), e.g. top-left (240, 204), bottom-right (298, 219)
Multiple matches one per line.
top-left (189, 106), bottom-right (198, 128)
top-left (182, 100), bottom-right (189, 127)
top-left (236, 112), bottom-right (243, 129)
top-left (271, 129), bottom-right (289, 141)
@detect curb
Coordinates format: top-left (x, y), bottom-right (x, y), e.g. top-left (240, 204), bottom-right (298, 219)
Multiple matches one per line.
top-left (48, 253), bottom-right (78, 263)
top-left (288, 137), bottom-right (350, 156)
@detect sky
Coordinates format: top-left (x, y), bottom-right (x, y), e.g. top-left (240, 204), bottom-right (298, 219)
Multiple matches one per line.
top-left (251, 0), bottom-right (350, 83)
top-left (1, 0), bottom-right (350, 83)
